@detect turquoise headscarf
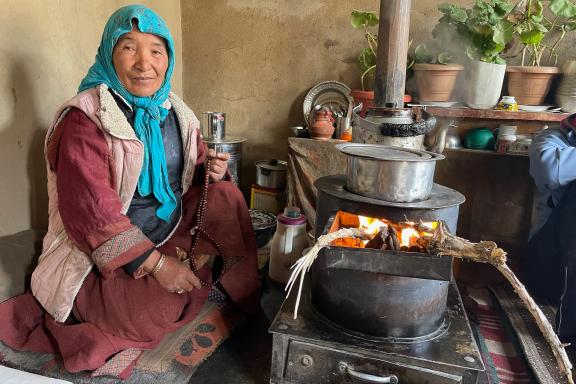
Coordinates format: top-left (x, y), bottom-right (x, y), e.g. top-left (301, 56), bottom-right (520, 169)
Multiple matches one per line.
top-left (79, 5), bottom-right (176, 221)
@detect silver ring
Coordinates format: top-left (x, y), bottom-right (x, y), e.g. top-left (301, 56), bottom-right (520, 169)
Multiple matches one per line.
top-left (176, 289), bottom-right (185, 294)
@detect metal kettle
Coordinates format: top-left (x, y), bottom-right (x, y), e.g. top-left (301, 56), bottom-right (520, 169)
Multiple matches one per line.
top-left (352, 106), bottom-right (447, 153)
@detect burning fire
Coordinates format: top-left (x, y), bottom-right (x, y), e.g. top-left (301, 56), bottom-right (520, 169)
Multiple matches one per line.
top-left (330, 211), bottom-right (437, 253)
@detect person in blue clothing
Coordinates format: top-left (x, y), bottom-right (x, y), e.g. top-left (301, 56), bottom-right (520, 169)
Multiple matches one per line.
top-left (524, 115), bottom-right (576, 345)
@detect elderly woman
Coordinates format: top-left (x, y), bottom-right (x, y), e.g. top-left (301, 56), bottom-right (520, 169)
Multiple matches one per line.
top-left (0, 5), bottom-right (259, 376)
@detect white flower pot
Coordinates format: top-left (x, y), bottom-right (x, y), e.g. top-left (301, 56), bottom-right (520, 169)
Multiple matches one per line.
top-left (464, 60), bottom-right (506, 109)
top-left (556, 61), bottom-right (576, 113)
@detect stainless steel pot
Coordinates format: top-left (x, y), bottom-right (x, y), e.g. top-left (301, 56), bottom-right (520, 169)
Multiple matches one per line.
top-left (336, 143), bottom-right (445, 202)
top-left (255, 160), bottom-right (287, 189)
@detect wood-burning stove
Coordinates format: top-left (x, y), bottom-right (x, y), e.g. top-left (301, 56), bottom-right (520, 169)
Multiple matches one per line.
top-left (269, 175), bottom-right (487, 383)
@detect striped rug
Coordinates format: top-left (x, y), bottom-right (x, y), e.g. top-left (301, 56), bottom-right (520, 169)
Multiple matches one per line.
top-left (464, 286), bottom-right (535, 384)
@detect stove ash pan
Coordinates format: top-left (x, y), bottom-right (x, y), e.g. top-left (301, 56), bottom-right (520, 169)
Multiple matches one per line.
top-left (310, 214), bottom-right (453, 340)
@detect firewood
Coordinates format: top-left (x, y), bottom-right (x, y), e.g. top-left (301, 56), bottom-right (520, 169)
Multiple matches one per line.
top-left (287, 223), bottom-right (573, 384)
top-left (365, 226), bottom-right (388, 249)
top-left (389, 226), bottom-right (400, 250)
top-left (428, 221), bottom-right (573, 384)
top-left (408, 245), bottom-right (423, 253)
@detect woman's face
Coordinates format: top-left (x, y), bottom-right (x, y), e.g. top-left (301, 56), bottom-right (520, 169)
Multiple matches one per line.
top-left (112, 29), bottom-right (169, 97)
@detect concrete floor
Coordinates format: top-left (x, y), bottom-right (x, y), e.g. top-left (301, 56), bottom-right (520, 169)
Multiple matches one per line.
top-left (189, 273), bottom-right (285, 384)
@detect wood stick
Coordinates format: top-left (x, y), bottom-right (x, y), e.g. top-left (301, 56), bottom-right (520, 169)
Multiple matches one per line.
top-left (429, 222), bottom-right (573, 384)
top-left (389, 226), bottom-right (400, 250)
top-left (287, 223), bottom-right (573, 384)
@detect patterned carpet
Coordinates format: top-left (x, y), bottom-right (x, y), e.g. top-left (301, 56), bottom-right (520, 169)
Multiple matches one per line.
top-left (463, 284), bottom-right (569, 384)
top-left (0, 288), bottom-right (245, 384)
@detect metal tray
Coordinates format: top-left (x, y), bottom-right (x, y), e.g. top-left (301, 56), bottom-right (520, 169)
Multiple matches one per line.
top-left (303, 81), bottom-right (351, 127)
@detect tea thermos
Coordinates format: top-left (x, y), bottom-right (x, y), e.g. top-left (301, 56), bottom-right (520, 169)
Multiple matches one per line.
top-left (268, 207), bottom-right (309, 285)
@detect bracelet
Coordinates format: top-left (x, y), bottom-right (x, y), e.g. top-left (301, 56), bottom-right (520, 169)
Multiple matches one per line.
top-left (150, 253), bottom-right (166, 276)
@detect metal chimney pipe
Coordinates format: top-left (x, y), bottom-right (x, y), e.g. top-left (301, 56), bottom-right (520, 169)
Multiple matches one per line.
top-left (374, 0), bottom-right (411, 108)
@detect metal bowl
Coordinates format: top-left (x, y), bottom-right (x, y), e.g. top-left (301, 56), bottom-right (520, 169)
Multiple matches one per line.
top-left (249, 209), bottom-right (277, 248)
top-left (336, 143), bottom-right (445, 202)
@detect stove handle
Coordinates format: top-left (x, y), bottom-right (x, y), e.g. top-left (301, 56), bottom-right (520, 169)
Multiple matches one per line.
top-left (338, 362), bottom-right (398, 383)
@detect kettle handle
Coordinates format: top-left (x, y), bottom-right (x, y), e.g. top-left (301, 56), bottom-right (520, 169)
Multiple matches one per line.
top-left (282, 226), bottom-right (295, 268)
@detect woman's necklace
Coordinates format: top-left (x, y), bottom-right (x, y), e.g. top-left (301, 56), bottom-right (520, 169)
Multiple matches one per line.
top-left (188, 156), bottom-right (228, 287)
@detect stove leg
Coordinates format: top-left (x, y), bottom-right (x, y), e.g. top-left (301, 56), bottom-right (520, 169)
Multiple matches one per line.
top-left (270, 333), bottom-right (291, 384)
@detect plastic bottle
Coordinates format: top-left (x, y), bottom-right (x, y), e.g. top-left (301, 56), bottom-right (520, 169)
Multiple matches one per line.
top-left (268, 207), bottom-right (309, 285)
top-left (495, 96), bottom-right (518, 112)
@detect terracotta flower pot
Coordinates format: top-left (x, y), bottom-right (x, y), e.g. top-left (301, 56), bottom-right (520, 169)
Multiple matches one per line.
top-left (350, 90), bottom-right (375, 117)
top-left (350, 90), bottom-right (412, 117)
top-left (506, 66), bottom-right (560, 106)
top-left (413, 63), bottom-right (464, 102)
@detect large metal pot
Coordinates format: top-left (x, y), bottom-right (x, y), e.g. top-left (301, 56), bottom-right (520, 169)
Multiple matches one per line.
top-left (310, 236), bottom-right (452, 339)
top-left (255, 160), bottom-right (287, 189)
top-left (336, 143), bottom-right (445, 202)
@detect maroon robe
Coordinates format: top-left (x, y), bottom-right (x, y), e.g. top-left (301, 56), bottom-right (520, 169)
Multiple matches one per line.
top-left (0, 109), bottom-right (260, 377)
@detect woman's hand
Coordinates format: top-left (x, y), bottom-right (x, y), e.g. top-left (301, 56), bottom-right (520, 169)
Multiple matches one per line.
top-left (143, 251), bottom-right (201, 293)
top-left (207, 148), bottom-right (229, 182)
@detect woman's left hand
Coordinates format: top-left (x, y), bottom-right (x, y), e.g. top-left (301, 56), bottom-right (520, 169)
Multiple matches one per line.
top-left (207, 148), bottom-right (230, 182)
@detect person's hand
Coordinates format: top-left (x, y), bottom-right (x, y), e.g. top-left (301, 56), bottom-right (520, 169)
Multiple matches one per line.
top-left (207, 148), bottom-right (229, 182)
top-left (153, 256), bottom-right (201, 294)
top-left (143, 251), bottom-right (201, 294)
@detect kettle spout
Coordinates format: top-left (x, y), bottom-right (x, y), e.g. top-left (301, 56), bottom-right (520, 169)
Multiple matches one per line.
top-left (425, 119), bottom-right (453, 154)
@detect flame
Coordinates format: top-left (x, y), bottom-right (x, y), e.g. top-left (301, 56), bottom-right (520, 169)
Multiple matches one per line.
top-left (358, 216), bottom-right (388, 235)
top-left (400, 227), bottom-right (419, 247)
top-left (333, 212), bottom-right (437, 252)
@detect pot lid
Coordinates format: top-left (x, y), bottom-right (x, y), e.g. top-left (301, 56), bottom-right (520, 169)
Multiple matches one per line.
top-left (255, 159), bottom-right (287, 171)
top-left (203, 136), bottom-right (247, 144)
top-left (335, 143), bottom-right (445, 161)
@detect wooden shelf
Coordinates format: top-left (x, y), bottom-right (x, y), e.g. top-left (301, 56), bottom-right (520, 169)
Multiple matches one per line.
top-left (443, 147), bottom-right (528, 157)
top-left (424, 107), bottom-right (569, 122)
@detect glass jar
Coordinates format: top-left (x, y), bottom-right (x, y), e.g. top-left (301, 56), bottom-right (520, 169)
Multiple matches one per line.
top-left (495, 96), bottom-right (518, 112)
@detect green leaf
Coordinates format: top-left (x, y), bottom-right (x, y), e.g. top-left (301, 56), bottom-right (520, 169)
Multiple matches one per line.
top-left (494, 1), bottom-right (513, 17)
top-left (493, 19), bottom-right (513, 45)
top-left (438, 3), bottom-right (468, 22)
top-left (550, 0), bottom-right (576, 18)
top-left (566, 19), bottom-right (576, 30)
top-left (534, 22), bottom-right (548, 33)
top-left (494, 56), bottom-right (506, 65)
top-left (414, 44), bottom-right (434, 63)
top-left (437, 52), bottom-right (453, 64)
top-left (350, 10), bottom-right (379, 29)
top-left (520, 29), bottom-right (545, 45)
top-left (358, 48), bottom-right (376, 72)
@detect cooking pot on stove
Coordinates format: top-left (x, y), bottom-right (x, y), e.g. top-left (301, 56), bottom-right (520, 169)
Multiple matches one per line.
top-left (336, 143), bottom-right (445, 202)
top-left (255, 159), bottom-right (287, 189)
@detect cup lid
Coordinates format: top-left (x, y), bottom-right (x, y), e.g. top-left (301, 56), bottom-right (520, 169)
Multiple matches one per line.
top-left (278, 207), bottom-right (307, 225)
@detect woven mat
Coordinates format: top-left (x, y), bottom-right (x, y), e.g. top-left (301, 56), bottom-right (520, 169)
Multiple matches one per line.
top-left (464, 286), bottom-right (534, 383)
top-left (490, 284), bottom-right (566, 384)
top-left (0, 292), bottom-right (245, 384)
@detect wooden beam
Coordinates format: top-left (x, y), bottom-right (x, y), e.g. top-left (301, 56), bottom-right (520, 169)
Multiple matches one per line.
top-left (375, 0), bottom-right (411, 108)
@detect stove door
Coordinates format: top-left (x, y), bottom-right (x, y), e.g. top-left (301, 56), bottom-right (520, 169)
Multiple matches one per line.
top-left (283, 340), bottom-right (469, 384)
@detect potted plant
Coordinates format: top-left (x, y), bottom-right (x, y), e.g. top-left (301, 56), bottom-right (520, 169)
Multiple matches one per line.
top-left (506, 0), bottom-right (576, 105)
top-left (349, 10), bottom-right (413, 115)
top-left (433, 0), bottom-right (515, 109)
top-left (412, 43), bottom-right (464, 102)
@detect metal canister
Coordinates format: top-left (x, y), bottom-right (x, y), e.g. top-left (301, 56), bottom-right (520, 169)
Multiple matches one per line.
top-left (204, 137), bottom-right (246, 186)
top-left (210, 112), bottom-right (226, 140)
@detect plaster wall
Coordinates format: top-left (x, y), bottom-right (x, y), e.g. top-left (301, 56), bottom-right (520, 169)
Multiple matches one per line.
top-left (180, 0), bottom-right (478, 194)
top-left (181, 0), bottom-right (576, 196)
top-left (0, 0), bottom-right (182, 236)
